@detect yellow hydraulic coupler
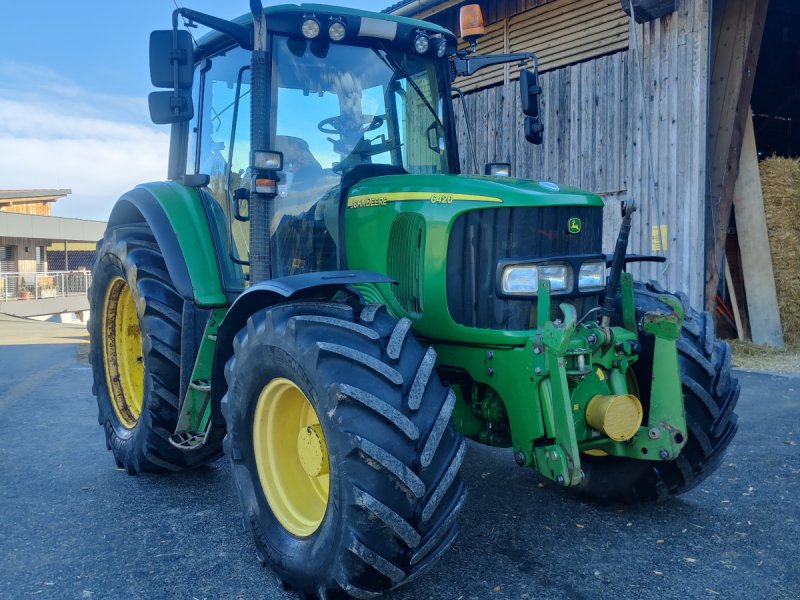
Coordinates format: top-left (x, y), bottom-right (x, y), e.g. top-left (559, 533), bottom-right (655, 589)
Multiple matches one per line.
top-left (586, 394), bottom-right (643, 442)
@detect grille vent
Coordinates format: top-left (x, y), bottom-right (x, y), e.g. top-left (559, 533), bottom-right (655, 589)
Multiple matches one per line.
top-left (387, 213), bottom-right (425, 317)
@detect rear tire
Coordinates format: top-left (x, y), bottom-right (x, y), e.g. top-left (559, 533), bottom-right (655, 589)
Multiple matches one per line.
top-left (222, 301), bottom-right (466, 599)
top-left (578, 282), bottom-right (740, 503)
top-left (88, 223), bottom-right (222, 473)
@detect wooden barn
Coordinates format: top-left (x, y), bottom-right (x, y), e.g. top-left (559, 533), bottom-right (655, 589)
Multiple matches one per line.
top-left (387, 0), bottom-right (797, 346)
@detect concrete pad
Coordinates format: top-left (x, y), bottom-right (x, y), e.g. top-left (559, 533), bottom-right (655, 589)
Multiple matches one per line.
top-left (0, 312), bottom-right (88, 346)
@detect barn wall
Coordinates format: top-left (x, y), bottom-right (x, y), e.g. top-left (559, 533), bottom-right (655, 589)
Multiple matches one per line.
top-left (452, 0), bottom-right (710, 307)
top-left (451, 0), bottom-right (631, 92)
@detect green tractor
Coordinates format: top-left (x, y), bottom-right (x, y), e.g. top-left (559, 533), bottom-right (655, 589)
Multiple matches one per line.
top-left (88, 2), bottom-right (739, 598)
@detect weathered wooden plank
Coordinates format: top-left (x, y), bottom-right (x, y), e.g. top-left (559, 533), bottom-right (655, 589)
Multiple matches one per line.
top-left (453, 0), bottom-right (630, 91)
top-left (704, 0), bottom-right (769, 312)
top-left (733, 112), bottom-right (784, 347)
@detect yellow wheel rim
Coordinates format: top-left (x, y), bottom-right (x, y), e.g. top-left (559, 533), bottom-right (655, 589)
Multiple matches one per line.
top-left (253, 378), bottom-right (330, 537)
top-left (102, 277), bottom-right (144, 429)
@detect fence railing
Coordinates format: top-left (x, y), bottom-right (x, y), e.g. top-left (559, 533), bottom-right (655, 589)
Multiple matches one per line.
top-left (0, 270), bottom-right (93, 302)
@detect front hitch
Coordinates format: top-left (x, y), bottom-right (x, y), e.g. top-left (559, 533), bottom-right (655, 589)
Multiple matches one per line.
top-left (533, 281), bottom-right (583, 486)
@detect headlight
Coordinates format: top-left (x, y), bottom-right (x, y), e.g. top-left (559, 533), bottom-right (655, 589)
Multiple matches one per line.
top-left (539, 264), bottom-right (569, 292)
top-left (501, 264), bottom-right (569, 295)
top-left (578, 261), bottom-right (606, 291)
top-left (502, 266), bottom-right (538, 294)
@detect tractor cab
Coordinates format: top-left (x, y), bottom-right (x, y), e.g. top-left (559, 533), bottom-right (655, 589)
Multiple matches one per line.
top-left (150, 5), bottom-right (464, 281)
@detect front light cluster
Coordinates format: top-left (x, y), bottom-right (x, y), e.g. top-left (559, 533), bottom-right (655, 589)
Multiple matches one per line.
top-left (500, 261), bottom-right (606, 295)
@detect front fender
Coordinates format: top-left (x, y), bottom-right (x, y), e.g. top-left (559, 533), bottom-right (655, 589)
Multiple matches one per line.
top-left (209, 271), bottom-right (395, 425)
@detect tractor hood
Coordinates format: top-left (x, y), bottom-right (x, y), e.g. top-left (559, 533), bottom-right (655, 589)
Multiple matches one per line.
top-left (346, 174), bottom-right (605, 210)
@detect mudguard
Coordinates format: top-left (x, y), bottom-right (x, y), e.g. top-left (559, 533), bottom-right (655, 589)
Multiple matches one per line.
top-left (106, 182), bottom-right (228, 306)
top-left (209, 271), bottom-right (394, 425)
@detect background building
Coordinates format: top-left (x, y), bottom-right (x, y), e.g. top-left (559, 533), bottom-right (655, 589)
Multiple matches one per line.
top-left (0, 189), bottom-right (105, 320)
top-left (388, 0), bottom-right (797, 346)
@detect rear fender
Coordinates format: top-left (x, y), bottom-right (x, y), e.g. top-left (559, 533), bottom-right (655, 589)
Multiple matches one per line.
top-left (106, 182), bottom-right (228, 306)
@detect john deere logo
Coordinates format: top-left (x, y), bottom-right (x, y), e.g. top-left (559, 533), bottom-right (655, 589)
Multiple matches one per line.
top-left (567, 217), bottom-right (582, 234)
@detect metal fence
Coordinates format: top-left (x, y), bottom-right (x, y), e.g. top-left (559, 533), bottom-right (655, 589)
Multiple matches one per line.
top-left (0, 270), bottom-right (92, 301)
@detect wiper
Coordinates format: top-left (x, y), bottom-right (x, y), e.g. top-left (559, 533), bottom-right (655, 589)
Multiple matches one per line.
top-left (373, 46), bottom-right (445, 132)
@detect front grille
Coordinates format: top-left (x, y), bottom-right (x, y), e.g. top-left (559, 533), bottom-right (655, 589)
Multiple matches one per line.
top-left (446, 206), bottom-right (603, 330)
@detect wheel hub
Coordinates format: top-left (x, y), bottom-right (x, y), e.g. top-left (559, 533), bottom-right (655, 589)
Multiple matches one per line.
top-left (102, 277), bottom-right (144, 429)
top-left (253, 378), bottom-right (330, 537)
top-left (297, 424), bottom-right (329, 478)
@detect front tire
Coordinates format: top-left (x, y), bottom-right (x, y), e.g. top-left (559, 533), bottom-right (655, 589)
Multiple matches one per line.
top-left (578, 282), bottom-right (740, 503)
top-left (222, 302), bottom-right (466, 599)
top-left (88, 223), bottom-right (222, 473)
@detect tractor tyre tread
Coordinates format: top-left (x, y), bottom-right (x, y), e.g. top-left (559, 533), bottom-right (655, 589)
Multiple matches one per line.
top-left (88, 222), bottom-right (223, 473)
top-left (221, 301), bottom-right (466, 599)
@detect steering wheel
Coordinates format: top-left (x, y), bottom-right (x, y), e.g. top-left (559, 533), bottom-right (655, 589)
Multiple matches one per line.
top-left (317, 114), bottom-right (384, 136)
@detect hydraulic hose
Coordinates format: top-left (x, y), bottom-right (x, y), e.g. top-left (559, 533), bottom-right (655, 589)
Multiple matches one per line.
top-left (600, 199), bottom-right (637, 328)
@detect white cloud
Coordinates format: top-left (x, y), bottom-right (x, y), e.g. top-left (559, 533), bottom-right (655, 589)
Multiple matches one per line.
top-left (0, 61), bottom-right (170, 220)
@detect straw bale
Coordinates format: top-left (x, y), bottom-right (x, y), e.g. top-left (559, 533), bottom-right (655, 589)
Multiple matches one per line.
top-left (759, 156), bottom-right (800, 345)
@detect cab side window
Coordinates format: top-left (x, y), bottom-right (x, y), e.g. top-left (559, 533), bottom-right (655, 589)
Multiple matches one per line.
top-left (187, 46), bottom-right (252, 278)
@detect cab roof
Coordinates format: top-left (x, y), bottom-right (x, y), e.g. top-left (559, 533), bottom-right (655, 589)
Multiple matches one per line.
top-left (196, 3), bottom-right (456, 58)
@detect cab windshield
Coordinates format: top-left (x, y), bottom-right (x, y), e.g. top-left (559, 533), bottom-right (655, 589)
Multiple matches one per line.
top-left (273, 36), bottom-right (451, 177)
top-left (268, 35), bottom-right (453, 276)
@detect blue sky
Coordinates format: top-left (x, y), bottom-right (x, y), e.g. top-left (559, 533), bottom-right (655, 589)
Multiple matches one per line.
top-left (0, 1), bottom-right (388, 220)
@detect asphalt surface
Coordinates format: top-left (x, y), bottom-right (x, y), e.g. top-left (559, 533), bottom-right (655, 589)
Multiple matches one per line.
top-left (1, 317), bottom-right (798, 600)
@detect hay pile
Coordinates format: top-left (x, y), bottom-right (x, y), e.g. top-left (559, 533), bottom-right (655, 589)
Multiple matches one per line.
top-left (760, 157), bottom-right (800, 345)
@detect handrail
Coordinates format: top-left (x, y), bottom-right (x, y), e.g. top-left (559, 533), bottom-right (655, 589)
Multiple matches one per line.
top-left (0, 270), bottom-right (93, 302)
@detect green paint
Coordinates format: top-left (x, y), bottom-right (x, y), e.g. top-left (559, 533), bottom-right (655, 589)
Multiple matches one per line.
top-left (175, 308), bottom-right (228, 436)
top-left (345, 173), bottom-right (604, 345)
top-left (343, 172), bottom-right (690, 484)
top-left (138, 182), bottom-right (227, 307)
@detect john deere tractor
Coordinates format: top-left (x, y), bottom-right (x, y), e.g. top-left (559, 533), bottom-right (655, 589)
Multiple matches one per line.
top-left (88, 2), bottom-right (739, 598)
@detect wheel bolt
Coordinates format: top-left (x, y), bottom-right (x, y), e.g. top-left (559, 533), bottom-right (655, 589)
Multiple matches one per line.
top-left (659, 448), bottom-right (670, 459)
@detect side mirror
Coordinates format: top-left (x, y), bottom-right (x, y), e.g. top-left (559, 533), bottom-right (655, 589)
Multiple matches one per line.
top-left (459, 4), bottom-right (485, 44)
top-left (149, 30), bottom-right (195, 124)
top-left (524, 117), bottom-right (544, 145)
top-left (149, 30), bottom-right (194, 89)
top-left (520, 69), bottom-right (541, 118)
top-left (520, 69), bottom-right (543, 145)
top-left (233, 188), bottom-right (250, 222)
top-left (148, 90), bottom-right (194, 124)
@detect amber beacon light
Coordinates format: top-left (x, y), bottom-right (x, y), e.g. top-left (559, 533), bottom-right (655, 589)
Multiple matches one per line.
top-left (459, 4), bottom-right (485, 42)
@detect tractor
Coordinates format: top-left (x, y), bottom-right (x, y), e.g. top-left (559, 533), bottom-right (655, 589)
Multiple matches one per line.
top-left (88, 2), bottom-right (740, 598)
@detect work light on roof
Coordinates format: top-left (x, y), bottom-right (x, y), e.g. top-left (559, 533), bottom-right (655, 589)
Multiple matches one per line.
top-left (432, 36), bottom-right (447, 58)
top-left (413, 31), bottom-right (430, 54)
top-left (301, 17), bottom-right (321, 39)
top-left (328, 20), bottom-right (346, 41)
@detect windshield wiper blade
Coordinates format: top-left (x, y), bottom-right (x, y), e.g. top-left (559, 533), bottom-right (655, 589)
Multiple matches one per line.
top-left (374, 46), bottom-right (445, 131)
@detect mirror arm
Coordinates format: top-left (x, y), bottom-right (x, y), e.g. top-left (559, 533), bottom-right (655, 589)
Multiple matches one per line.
top-left (452, 51), bottom-right (537, 77)
top-left (172, 8), bottom-right (253, 50)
